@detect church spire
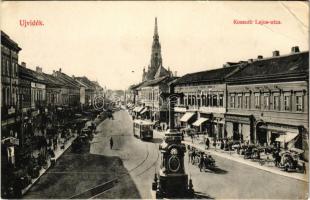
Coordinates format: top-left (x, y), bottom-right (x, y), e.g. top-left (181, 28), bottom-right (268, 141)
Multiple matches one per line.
top-left (154, 17), bottom-right (158, 38)
top-left (145, 17), bottom-right (169, 81)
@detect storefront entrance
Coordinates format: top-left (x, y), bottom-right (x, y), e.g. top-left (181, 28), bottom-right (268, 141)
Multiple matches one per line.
top-left (256, 125), bottom-right (268, 145)
top-left (233, 123), bottom-right (240, 141)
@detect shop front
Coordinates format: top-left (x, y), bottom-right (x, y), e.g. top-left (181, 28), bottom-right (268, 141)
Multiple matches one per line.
top-left (225, 114), bottom-right (253, 143)
top-left (179, 112), bottom-right (197, 128)
top-left (256, 123), bottom-right (302, 150)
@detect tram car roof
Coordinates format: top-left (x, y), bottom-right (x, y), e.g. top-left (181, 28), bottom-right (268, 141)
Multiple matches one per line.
top-left (133, 119), bottom-right (154, 126)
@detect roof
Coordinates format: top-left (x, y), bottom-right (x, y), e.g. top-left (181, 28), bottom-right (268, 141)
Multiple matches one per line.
top-left (75, 76), bottom-right (97, 90)
top-left (1, 31), bottom-right (22, 52)
top-left (41, 73), bottom-right (65, 87)
top-left (129, 81), bottom-right (147, 90)
top-left (154, 65), bottom-right (170, 79)
top-left (18, 65), bottom-right (48, 84)
top-left (139, 76), bottom-right (177, 88)
top-left (19, 65), bottom-right (37, 82)
top-left (54, 71), bottom-right (81, 89)
top-left (227, 51), bottom-right (309, 83)
top-left (173, 64), bottom-right (241, 85)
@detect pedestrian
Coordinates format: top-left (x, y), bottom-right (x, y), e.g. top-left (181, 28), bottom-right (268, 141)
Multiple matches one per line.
top-left (206, 138), bottom-right (210, 150)
top-left (110, 137), bottom-right (114, 150)
top-left (199, 152), bottom-right (204, 172)
top-left (191, 149), bottom-right (196, 165)
top-left (188, 149), bottom-right (192, 163)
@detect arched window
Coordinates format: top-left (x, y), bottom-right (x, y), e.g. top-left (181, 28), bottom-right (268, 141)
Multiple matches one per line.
top-left (201, 95), bottom-right (206, 106)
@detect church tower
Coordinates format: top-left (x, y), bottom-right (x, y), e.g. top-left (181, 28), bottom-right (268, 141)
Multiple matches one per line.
top-left (146, 17), bottom-right (163, 80)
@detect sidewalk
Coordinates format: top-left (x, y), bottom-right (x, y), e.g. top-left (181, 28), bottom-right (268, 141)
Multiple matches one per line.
top-left (153, 130), bottom-right (308, 183)
top-left (182, 136), bottom-right (308, 183)
top-left (22, 134), bottom-right (77, 196)
top-left (21, 116), bottom-right (107, 196)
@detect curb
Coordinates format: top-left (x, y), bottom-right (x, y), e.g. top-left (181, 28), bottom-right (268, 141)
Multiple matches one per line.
top-left (182, 140), bottom-right (308, 183)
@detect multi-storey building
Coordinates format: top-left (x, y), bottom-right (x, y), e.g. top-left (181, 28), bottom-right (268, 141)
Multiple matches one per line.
top-left (226, 48), bottom-right (308, 159)
top-left (172, 63), bottom-right (244, 137)
top-left (1, 31), bottom-right (22, 138)
top-left (138, 75), bottom-right (177, 124)
top-left (18, 62), bottom-right (33, 112)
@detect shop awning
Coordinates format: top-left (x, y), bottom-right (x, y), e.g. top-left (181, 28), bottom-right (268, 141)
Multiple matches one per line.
top-left (275, 132), bottom-right (299, 143)
top-left (192, 118), bottom-right (208, 126)
top-left (133, 106), bottom-right (144, 113)
top-left (140, 107), bottom-right (148, 114)
top-left (180, 112), bottom-right (195, 122)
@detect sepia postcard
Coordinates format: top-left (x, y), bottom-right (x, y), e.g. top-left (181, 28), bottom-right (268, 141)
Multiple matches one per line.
top-left (1, 1), bottom-right (309, 199)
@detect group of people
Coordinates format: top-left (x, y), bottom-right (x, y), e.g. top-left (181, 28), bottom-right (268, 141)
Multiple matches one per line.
top-left (188, 146), bottom-right (215, 172)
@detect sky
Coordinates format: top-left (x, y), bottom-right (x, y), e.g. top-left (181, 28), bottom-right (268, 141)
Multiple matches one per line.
top-left (1, 1), bottom-right (309, 90)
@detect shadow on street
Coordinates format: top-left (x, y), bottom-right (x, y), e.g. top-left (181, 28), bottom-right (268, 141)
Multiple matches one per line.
top-left (23, 143), bottom-right (141, 199)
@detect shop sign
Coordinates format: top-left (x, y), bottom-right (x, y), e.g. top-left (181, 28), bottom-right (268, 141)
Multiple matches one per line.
top-left (226, 114), bottom-right (251, 124)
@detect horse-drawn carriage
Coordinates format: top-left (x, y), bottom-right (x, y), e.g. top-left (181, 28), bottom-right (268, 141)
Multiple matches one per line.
top-left (189, 148), bottom-right (216, 170)
top-left (278, 148), bottom-right (305, 173)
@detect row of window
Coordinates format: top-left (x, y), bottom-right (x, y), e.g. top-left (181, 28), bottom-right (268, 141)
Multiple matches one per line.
top-left (179, 93), bottom-right (224, 107)
top-left (2, 87), bottom-right (18, 107)
top-left (140, 90), bottom-right (160, 101)
top-left (1, 56), bottom-right (18, 77)
top-left (47, 93), bottom-right (60, 104)
top-left (229, 93), bottom-right (304, 112)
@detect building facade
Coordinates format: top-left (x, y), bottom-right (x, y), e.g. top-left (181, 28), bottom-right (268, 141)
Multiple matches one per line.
top-left (172, 64), bottom-right (243, 137)
top-left (138, 76), bottom-right (177, 125)
top-left (226, 48), bottom-right (308, 159)
top-left (1, 31), bottom-right (22, 139)
top-left (52, 69), bottom-right (80, 108)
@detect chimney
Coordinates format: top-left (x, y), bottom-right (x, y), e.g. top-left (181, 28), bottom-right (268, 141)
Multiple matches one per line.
top-left (21, 62), bottom-right (26, 68)
top-left (272, 50), bottom-right (280, 57)
top-left (291, 46), bottom-right (300, 53)
top-left (223, 63), bottom-right (230, 68)
top-left (36, 66), bottom-right (42, 73)
top-left (174, 71), bottom-right (177, 77)
top-left (59, 68), bottom-right (62, 72)
top-left (257, 55), bottom-right (263, 59)
top-left (53, 70), bottom-right (56, 77)
top-left (248, 59), bottom-right (254, 63)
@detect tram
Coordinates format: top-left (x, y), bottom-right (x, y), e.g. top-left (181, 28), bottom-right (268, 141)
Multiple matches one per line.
top-left (152, 129), bottom-right (194, 198)
top-left (133, 119), bottom-right (154, 140)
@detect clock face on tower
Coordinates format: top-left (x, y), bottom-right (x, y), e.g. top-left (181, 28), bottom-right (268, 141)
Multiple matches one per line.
top-left (168, 147), bottom-right (181, 173)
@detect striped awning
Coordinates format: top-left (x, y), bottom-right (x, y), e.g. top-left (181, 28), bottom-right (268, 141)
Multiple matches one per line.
top-left (276, 132), bottom-right (299, 143)
top-left (140, 107), bottom-right (149, 114)
top-left (133, 106), bottom-right (144, 113)
top-left (180, 112), bottom-right (195, 122)
top-left (192, 118), bottom-right (208, 126)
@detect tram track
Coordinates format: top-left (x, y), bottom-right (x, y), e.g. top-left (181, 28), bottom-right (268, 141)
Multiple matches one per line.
top-left (86, 142), bottom-right (160, 199)
top-left (70, 111), bottom-right (162, 199)
top-left (70, 140), bottom-right (154, 199)
top-left (136, 143), bottom-right (160, 177)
